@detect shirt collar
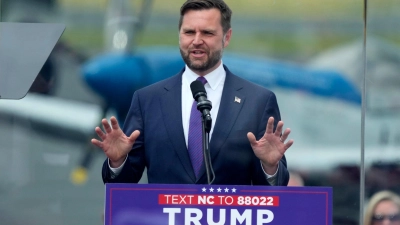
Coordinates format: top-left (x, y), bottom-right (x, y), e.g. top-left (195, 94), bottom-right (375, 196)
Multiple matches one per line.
top-left (182, 61), bottom-right (226, 90)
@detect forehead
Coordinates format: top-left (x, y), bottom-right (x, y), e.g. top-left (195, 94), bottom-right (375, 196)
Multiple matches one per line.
top-left (181, 8), bottom-right (222, 30)
top-left (375, 200), bottom-right (400, 214)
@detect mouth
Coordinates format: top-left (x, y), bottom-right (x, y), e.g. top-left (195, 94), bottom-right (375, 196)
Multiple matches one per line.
top-left (190, 49), bottom-right (206, 58)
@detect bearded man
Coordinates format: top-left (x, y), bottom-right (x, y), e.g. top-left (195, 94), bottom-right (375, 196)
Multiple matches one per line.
top-left (94, 0), bottom-right (293, 186)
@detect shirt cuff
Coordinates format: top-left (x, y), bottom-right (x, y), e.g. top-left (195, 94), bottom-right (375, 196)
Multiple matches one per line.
top-left (108, 155), bottom-right (128, 179)
top-left (261, 161), bottom-right (279, 186)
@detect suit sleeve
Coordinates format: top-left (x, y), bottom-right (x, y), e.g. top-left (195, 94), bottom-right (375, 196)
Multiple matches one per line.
top-left (102, 91), bottom-right (146, 183)
top-left (251, 91), bottom-right (289, 186)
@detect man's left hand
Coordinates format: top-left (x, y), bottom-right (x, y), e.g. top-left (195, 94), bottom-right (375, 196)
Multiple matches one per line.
top-left (247, 117), bottom-right (294, 175)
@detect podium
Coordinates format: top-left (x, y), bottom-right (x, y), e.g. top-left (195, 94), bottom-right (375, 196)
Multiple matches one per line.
top-left (105, 183), bottom-right (332, 225)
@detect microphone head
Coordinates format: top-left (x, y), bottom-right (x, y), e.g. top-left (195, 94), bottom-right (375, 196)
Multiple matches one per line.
top-left (190, 80), bottom-right (206, 100)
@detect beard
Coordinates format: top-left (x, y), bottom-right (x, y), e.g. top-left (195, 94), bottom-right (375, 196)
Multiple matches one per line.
top-left (180, 47), bottom-right (223, 73)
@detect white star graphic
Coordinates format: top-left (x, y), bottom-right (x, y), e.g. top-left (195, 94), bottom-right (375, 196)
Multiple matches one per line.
top-left (202, 187), bottom-right (207, 192)
top-left (217, 188), bottom-right (222, 192)
top-left (224, 188), bottom-right (229, 193)
top-left (209, 187), bottom-right (214, 192)
top-left (232, 188), bottom-right (237, 193)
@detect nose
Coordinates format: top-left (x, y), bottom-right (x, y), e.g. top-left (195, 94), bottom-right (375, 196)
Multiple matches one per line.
top-left (192, 33), bottom-right (203, 45)
top-left (382, 219), bottom-right (391, 225)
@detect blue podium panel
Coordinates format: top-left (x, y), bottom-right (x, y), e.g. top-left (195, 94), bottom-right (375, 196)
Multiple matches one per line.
top-left (105, 183), bottom-right (332, 225)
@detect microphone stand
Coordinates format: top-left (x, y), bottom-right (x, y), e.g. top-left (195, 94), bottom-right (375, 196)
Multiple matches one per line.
top-left (201, 111), bottom-right (214, 184)
top-left (191, 80), bottom-right (215, 185)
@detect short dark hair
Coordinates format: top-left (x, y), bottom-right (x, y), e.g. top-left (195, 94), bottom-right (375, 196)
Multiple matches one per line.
top-left (179, 0), bottom-right (232, 34)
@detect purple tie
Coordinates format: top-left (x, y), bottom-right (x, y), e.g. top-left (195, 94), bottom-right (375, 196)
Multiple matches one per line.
top-left (188, 76), bottom-right (207, 178)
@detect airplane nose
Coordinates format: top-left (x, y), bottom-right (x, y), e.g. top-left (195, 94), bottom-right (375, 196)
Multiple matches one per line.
top-left (82, 53), bottom-right (146, 111)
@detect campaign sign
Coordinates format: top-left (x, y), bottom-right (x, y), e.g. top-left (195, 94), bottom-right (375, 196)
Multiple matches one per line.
top-left (105, 183), bottom-right (332, 225)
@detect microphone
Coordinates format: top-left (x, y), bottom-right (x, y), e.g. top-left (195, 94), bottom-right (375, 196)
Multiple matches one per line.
top-left (190, 80), bottom-right (215, 184)
top-left (190, 80), bottom-right (212, 132)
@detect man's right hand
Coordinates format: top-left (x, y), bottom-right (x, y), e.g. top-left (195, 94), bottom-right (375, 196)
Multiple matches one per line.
top-left (91, 116), bottom-right (140, 168)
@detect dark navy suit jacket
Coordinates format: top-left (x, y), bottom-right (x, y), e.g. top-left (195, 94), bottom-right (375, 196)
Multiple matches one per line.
top-left (102, 66), bottom-right (289, 185)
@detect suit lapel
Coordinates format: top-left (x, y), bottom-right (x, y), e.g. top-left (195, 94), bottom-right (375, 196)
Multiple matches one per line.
top-left (197, 67), bottom-right (246, 182)
top-left (210, 69), bottom-right (245, 159)
top-left (160, 72), bottom-right (196, 183)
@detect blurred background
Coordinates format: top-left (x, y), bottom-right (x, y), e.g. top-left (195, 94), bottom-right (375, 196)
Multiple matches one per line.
top-left (0, 0), bottom-right (400, 224)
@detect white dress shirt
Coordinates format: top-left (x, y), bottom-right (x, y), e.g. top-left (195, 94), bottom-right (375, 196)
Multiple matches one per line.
top-left (181, 63), bottom-right (225, 146)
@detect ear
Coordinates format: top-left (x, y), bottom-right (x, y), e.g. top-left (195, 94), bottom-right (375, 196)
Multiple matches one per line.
top-left (223, 28), bottom-right (232, 48)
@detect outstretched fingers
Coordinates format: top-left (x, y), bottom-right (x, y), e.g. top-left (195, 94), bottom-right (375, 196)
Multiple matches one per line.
top-left (284, 139), bottom-right (294, 150)
top-left (91, 138), bottom-right (103, 148)
top-left (95, 126), bottom-right (106, 140)
top-left (280, 127), bottom-right (294, 150)
top-left (264, 117), bottom-right (284, 139)
top-left (100, 116), bottom-right (121, 135)
top-left (129, 130), bottom-right (141, 142)
top-left (93, 116), bottom-right (121, 149)
top-left (102, 118), bottom-right (112, 133)
top-left (110, 116), bottom-right (120, 130)
top-left (280, 128), bottom-right (291, 143)
top-left (247, 132), bottom-right (257, 145)
top-left (274, 121), bottom-right (284, 138)
top-left (92, 126), bottom-right (106, 149)
top-left (265, 117), bottom-right (275, 135)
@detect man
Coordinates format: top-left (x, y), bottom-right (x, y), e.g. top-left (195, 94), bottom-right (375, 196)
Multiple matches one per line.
top-left (93, 0), bottom-right (293, 186)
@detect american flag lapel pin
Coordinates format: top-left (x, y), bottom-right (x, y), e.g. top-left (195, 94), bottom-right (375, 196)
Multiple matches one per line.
top-left (234, 96), bottom-right (241, 103)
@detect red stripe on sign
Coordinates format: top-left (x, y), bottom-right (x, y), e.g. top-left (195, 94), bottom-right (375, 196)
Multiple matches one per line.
top-left (158, 195), bottom-right (279, 206)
